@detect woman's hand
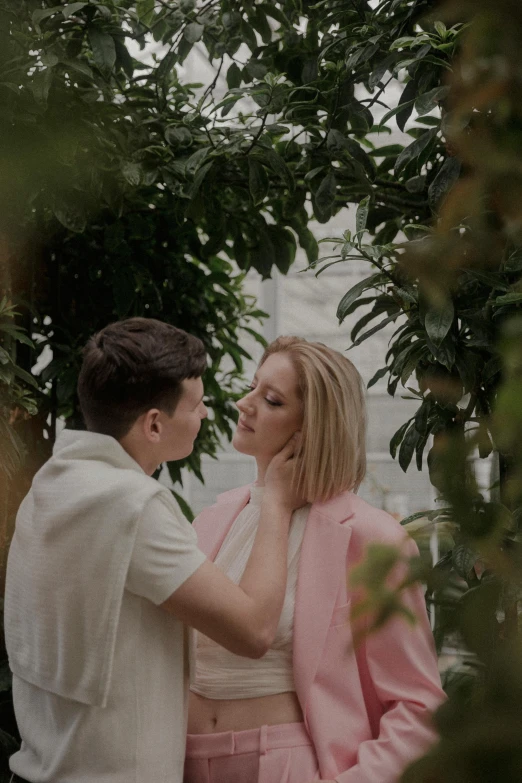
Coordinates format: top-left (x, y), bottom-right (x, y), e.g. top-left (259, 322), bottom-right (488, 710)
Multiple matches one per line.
top-left (263, 432), bottom-right (304, 511)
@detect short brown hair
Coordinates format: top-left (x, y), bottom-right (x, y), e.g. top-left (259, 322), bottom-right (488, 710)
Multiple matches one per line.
top-left (260, 336), bottom-right (367, 503)
top-left (78, 317), bottom-right (206, 439)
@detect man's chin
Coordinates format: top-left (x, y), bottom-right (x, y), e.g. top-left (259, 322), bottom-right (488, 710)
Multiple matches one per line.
top-left (166, 445), bottom-right (194, 463)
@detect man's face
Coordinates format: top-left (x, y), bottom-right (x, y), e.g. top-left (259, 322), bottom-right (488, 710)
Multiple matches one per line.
top-left (159, 377), bottom-right (207, 462)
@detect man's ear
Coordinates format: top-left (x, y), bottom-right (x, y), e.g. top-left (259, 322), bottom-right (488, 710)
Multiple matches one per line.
top-left (142, 409), bottom-right (162, 443)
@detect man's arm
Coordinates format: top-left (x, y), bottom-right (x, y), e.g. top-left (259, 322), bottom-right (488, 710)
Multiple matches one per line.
top-left (161, 435), bottom-right (300, 658)
top-left (161, 493), bottom-right (291, 658)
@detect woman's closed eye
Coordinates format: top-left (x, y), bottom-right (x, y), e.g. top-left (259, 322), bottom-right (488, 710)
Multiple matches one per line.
top-left (245, 384), bottom-right (282, 407)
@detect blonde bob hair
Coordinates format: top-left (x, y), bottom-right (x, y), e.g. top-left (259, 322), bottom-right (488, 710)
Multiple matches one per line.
top-left (259, 336), bottom-right (367, 504)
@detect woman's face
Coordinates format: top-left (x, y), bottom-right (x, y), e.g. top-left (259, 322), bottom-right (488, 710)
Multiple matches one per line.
top-left (232, 352), bottom-right (303, 461)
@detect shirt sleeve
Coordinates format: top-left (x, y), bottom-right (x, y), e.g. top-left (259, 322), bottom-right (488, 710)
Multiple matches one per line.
top-left (126, 491), bottom-right (207, 605)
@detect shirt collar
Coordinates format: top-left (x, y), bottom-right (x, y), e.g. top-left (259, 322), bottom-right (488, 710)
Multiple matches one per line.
top-left (52, 429), bottom-right (146, 474)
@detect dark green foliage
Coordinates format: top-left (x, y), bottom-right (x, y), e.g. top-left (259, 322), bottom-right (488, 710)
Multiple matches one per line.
top-left (3, 2), bottom-right (522, 779)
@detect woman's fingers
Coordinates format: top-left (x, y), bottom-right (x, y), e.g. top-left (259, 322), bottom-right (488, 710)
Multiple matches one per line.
top-left (279, 431), bottom-right (301, 461)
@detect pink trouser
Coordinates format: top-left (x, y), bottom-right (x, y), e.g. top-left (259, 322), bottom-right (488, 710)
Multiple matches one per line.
top-left (184, 722), bottom-right (320, 783)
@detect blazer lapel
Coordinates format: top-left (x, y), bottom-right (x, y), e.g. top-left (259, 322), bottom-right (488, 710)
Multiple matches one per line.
top-left (293, 503), bottom-right (353, 717)
top-left (193, 486), bottom-right (251, 561)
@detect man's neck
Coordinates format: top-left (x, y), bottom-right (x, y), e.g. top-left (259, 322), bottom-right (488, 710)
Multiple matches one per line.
top-left (118, 433), bottom-right (158, 476)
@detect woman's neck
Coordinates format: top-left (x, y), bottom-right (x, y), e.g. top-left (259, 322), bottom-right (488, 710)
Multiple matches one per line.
top-left (254, 457), bottom-right (270, 486)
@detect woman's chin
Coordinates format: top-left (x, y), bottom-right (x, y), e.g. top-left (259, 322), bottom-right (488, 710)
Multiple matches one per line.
top-left (232, 432), bottom-right (254, 456)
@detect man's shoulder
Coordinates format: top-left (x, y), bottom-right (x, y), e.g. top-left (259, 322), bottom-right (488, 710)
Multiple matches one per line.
top-left (28, 456), bottom-right (166, 524)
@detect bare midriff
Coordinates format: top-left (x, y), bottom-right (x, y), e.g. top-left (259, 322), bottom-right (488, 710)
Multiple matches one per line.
top-left (188, 690), bottom-right (304, 734)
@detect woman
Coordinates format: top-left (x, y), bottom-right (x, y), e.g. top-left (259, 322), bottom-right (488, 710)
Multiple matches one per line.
top-left (185, 337), bottom-right (445, 783)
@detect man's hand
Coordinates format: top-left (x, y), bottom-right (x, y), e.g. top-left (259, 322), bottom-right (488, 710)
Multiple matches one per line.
top-left (264, 432), bottom-right (304, 510)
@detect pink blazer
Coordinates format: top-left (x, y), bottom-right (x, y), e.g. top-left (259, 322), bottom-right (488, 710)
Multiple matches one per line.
top-left (193, 486), bottom-right (445, 783)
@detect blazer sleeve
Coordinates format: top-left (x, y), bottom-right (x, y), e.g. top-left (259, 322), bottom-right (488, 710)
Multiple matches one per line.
top-left (336, 535), bottom-right (445, 783)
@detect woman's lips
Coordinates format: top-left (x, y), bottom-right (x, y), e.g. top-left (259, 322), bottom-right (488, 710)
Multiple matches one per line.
top-left (238, 419), bottom-right (254, 432)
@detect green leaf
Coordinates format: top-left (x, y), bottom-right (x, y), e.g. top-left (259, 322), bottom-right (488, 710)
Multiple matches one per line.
top-left (503, 250), bottom-right (522, 272)
top-left (352, 312), bottom-right (399, 347)
top-left (88, 28), bottom-right (117, 73)
top-left (171, 490), bottom-right (194, 522)
top-left (248, 233), bottom-right (275, 279)
top-left (32, 69), bottom-right (53, 103)
top-left (41, 52), bottom-right (59, 67)
top-left (121, 162), bottom-right (141, 186)
top-left (14, 365), bottom-right (38, 389)
top-left (137, 0), bottom-right (155, 25)
top-left (165, 125), bottom-right (193, 146)
top-left (227, 62), bottom-right (242, 89)
top-left (493, 293), bottom-right (522, 306)
top-left (252, 7), bottom-right (272, 43)
top-left (400, 511), bottom-right (431, 527)
top-left (314, 170), bottom-right (337, 218)
top-left (428, 156), bottom-right (461, 208)
top-left (390, 418), bottom-right (413, 459)
top-left (398, 423), bottom-right (420, 472)
top-left (414, 400), bottom-right (429, 436)
top-left (370, 144), bottom-right (404, 157)
top-left (248, 159), bottom-right (269, 206)
top-left (425, 301), bottom-right (455, 344)
top-left (377, 100), bottom-right (415, 129)
top-left (396, 79), bottom-right (418, 132)
top-left (63, 2), bottom-right (88, 18)
top-left (53, 204), bottom-right (87, 233)
top-left (288, 218), bottom-right (318, 265)
top-left (367, 366), bottom-right (389, 389)
top-left (452, 544), bottom-right (477, 579)
top-left (405, 175), bottom-right (426, 193)
top-left (184, 22), bottom-right (205, 43)
top-left (356, 196), bottom-right (370, 234)
top-left (61, 58), bottom-right (93, 79)
top-left (368, 53), bottom-right (397, 91)
top-left (188, 161), bottom-right (214, 199)
top-left (266, 225), bottom-right (296, 274)
top-left (253, 149), bottom-right (294, 190)
top-left (0, 324), bottom-right (34, 348)
top-left (114, 39), bottom-right (134, 78)
top-left (32, 7), bottom-right (59, 28)
top-left (185, 147), bottom-right (211, 172)
top-left (222, 11), bottom-right (241, 29)
top-left (337, 274), bottom-right (386, 323)
top-left (157, 51), bottom-right (177, 81)
top-left (395, 129), bottom-right (437, 173)
top-left (245, 60), bottom-right (268, 80)
top-left (415, 85), bottom-right (450, 116)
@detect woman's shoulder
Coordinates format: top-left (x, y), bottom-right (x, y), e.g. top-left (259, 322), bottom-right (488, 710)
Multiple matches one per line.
top-left (315, 491), bottom-right (410, 547)
top-left (214, 484), bottom-right (252, 506)
top-left (193, 484), bottom-right (251, 525)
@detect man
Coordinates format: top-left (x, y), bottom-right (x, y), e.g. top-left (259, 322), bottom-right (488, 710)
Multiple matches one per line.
top-left (5, 317), bottom-right (297, 783)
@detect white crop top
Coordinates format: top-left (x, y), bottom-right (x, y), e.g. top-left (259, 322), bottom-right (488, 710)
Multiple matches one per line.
top-left (190, 486), bottom-right (309, 700)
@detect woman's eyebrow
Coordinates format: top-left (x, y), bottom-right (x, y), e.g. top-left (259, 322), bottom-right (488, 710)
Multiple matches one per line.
top-left (265, 384), bottom-right (287, 400)
top-left (253, 374), bottom-right (287, 400)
